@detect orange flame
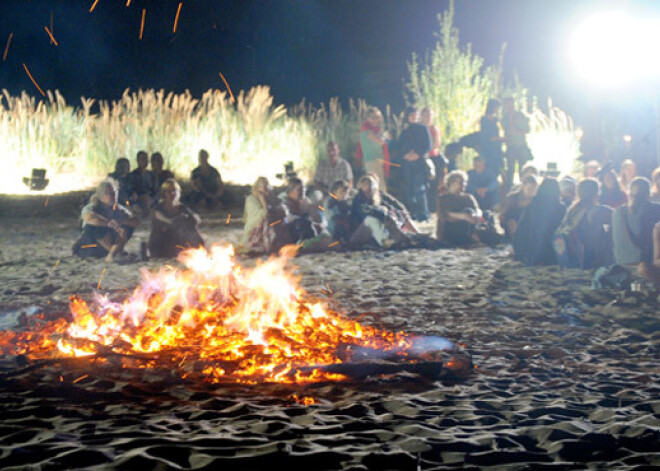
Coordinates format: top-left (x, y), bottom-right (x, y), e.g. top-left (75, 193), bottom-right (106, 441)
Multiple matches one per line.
top-left (0, 245), bottom-right (415, 384)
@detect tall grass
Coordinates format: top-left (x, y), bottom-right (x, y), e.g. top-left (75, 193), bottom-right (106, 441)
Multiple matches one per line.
top-left (0, 86), bottom-right (324, 194)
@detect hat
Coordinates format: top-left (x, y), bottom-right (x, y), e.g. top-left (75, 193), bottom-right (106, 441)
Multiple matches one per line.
top-left (541, 162), bottom-right (561, 178)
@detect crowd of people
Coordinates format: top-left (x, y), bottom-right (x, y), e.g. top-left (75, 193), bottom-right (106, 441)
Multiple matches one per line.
top-left (72, 100), bottom-right (660, 287)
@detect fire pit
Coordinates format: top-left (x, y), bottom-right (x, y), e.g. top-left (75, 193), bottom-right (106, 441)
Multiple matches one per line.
top-left (0, 245), bottom-right (471, 386)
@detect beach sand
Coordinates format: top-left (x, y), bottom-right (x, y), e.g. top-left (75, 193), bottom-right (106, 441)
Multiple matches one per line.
top-left (1, 197), bottom-right (659, 470)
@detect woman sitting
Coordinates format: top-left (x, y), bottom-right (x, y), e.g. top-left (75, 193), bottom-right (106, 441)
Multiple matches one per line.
top-left (349, 175), bottom-right (410, 248)
top-left (612, 177), bottom-right (660, 267)
top-left (553, 178), bottom-right (613, 269)
top-left (599, 169), bottom-right (627, 208)
top-left (513, 178), bottom-right (566, 266)
top-left (325, 179), bottom-right (353, 243)
top-left (499, 174), bottom-right (538, 240)
top-left (435, 170), bottom-right (482, 247)
top-left (148, 179), bottom-right (205, 259)
top-left (73, 179), bottom-right (140, 262)
top-left (239, 176), bottom-right (283, 254)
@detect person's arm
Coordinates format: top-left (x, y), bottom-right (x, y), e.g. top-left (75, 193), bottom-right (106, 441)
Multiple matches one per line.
top-left (153, 209), bottom-right (174, 225)
top-left (366, 130), bottom-right (385, 145)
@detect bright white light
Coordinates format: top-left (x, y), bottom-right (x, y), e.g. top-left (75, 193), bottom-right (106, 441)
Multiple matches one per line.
top-left (570, 12), bottom-right (660, 87)
top-left (623, 134), bottom-right (632, 143)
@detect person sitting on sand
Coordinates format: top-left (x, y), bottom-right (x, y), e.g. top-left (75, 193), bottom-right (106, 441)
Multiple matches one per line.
top-left (313, 141), bottom-right (354, 198)
top-left (612, 177), bottom-right (660, 268)
top-left (649, 167), bottom-right (660, 203)
top-left (599, 169), bottom-right (627, 208)
top-left (349, 175), bottom-right (411, 248)
top-left (73, 179), bottom-right (140, 262)
top-left (499, 174), bottom-right (538, 240)
top-left (239, 176), bottom-right (288, 254)
top-left (638, 222), bottom-right (660, 285)
top-left (466, 156), bottom-right (499, 211)
top-left (325, 179), bottom-right (353, 243)
top-left (129, 150), bottom-right (157, 215)
top-left (148, 179), bottom-right (205, 259)
top-left (365, 172), bottom-right (419, 235)
top-left (553, 178), bottom-right (614, 269)
top-left (150, 152), bottom-right (175, 200)
top-left (280, 177), bottom-right (334, 252)
top-left (185, 149), bottom-right (224, 210)
top-left (108, 157), bottom-right (137, 207)
top-left (619, 159), bottom-right (636, 191)
top-left (513, 178), bottom-right (566, 266)
top-left (435, 170), bottom-right (482, 247)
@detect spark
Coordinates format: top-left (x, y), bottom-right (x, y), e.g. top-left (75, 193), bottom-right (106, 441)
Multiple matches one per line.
top-left (378, 159), bottom-right (400, 167)
top-left (126, 0), bottom-right (132, 6)
top-left (81, 244), bottom-right (97, 249)
top-left (44, 196), bottom-right (50, 207)
top-left (89, 0), bottom-right (100, 13)
top-left (325, 283), bottom-right (333, 294)
top-left (97, 267), bottom-right (106, 290)
top-left (226, 214), bottom-right (231, 224)
top-left (44, 27), bottom-right (58, 46)
top-left (318, 205), bottom-right (325, 211)
top-left (218, 72), bottom-right (235, 103)
top-left (139, 9), bottom-right (146, 40)
top-left (269, 219), bottom-right (282, 226)
top-left (329, 192), bottom-right (338, 200)
top-left (59, 375), bottom-right (64, 382)
top-left (328, 241), bottom-right (340, 248)
top-left (22, 63), bottom-right (46, 97)
top-left (173, 3), bottom-right (183, 33)
top-left (73, 374), bottom-right (89, 383)
top-left (3, 33), bottom-right (13, 61)
top-left (53, 259), bottom-right (60, 270)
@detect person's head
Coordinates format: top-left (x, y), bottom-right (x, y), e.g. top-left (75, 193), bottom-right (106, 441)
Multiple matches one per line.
top-left (358, 175), bottom-right (379, 201)
top-left (521, 174), bottom-right (539, 199)
top-left (620, 159), bottom-right (636, 182)
top-left (365, 107), bottom-right (382, 127)
top-left (628, 176), bottom-right (651, 209)
top-left (651, 167), bottom-right (660, 194)
top-left (114, 157), bottom-right (130, 176)
top-left (405, 106), bottom-right (419, 124)
top-left (521, 163), bottom-right (538, 179)
top-left (95, 179), bottom-right (118, 207)
top-left (159, 179), bottom-right (181, 205)
top-left (136, 150), bottom-right (149, 170)
top-left (576, 178), bottom-right (600, 206)
top-left (330, 179), bottom-right (349, 201)
top-left (150, 152), bottom-right (164, 171)
top-left (445, 170), bottom-right (467, 195)
top-left (485, 98), bottom-right (501, 117)
top-left (584, 160), bottom-right (601, 178)
top-left (473, 156), bottom-right (486, 173)
top-left (559, 176), bottom-right (577, 202)
top-left (420, 107), bottom-right (433, 126)
top-left (252, 176), bottom-right (270, 197)
top-left (286, 177), bottom-right (304, 201)
top-left (502, 96), bottom-right (515, 113)
top-left (601, 169), bottom-right (621, 191)
top-left (326, 141), bottom-right (339, 164)
top-left (537, 177), bottom-right (561, 202)
top-left (198, 149), bottom-right (210, 166)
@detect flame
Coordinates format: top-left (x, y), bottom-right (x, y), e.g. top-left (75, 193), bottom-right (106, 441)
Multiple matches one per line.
top-left (0, 245), bottom-right (421, 384)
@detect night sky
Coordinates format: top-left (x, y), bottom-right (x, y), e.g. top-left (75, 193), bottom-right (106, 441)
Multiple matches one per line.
top-left (1, 0), bottom-right (658, 128)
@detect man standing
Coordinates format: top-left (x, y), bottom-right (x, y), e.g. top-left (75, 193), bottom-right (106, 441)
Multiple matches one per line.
top-left (397, 107), bottom-right (432, 222)
top-left (502, 97), bottom-right (532, 189)
top-left (313, 141), bottom-right (354, 197)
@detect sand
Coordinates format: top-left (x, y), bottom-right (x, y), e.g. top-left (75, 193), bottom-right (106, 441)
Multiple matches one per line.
top-left (1, 198), bottom-right (659, 470)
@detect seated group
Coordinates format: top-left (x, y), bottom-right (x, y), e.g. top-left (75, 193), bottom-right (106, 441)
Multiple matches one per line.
top-left (72, 145), bottom-right (660, 287)
top-left (72, 149), bottom-right (220, 263)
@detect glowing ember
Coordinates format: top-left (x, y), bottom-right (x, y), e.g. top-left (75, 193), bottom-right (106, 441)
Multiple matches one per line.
top-left (0, 245), bottom-right (445, 384)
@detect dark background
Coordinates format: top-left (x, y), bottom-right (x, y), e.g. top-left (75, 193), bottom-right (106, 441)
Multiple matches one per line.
top-left (1, 0), bottom-right (658, 157)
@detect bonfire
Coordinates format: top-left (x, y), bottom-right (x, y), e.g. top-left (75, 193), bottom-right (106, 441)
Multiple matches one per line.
top-left (0, 245), bottom-right (468, 385)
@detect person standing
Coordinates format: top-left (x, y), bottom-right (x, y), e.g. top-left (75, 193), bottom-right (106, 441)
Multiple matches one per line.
top-left (502, 97), bottom-right (532, 189)
top-left (357, 107), bottom-right (390, 192)
top-left (397, 107), bottom-right (432, 221)
top-left (479, 98), bottom-right (505, 177)
top-left (421, 107), bottom-right (447, 211)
